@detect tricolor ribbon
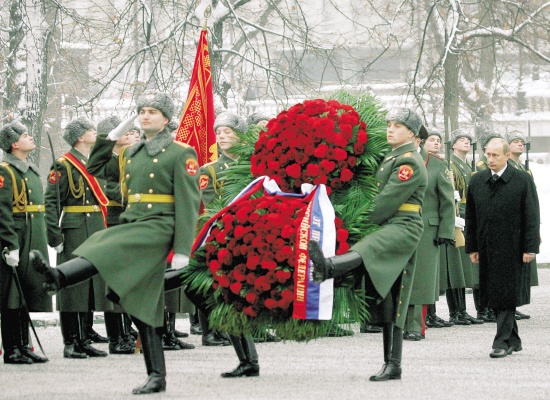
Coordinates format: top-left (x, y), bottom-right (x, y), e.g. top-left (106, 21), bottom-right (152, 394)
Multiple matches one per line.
top-left (192, 176), bottom-right (335, 321)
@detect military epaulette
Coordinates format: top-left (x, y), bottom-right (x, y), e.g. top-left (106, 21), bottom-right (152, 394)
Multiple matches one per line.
top-left (476, 160), bottom-right (484, 167)
top-left (0, 162), bottom-right (9, 168)
top-left (172, 140), bottom-right (191, 148)
top-left (202, 159), bottom-right (219, 168)
top-left (57, 156), bottom-right (66, 162)
top-left (403, 152), bottom-right (412, 158)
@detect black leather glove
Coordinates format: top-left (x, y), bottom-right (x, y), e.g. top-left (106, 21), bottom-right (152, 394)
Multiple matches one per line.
top-left (433, 237), bottom-right (455, 246)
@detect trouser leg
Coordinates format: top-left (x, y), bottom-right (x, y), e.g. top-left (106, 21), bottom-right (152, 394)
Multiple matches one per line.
top-left (2, 308), bottom-right (32, 364)
top-left (131, 317), bottom-right (166, 394)
top-left (493, 308), bottom-right (516, 350)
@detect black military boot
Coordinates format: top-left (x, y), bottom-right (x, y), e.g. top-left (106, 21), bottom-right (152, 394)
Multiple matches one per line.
top-left (221, 335), bottom-right (260, 378)
top-left (131, 317), bottom-right (166, 394)
top-left (199, 310), bottom-right (230, 346)
top-left (189, 310), bottom-right (202, 335)
top-left (124, 313), bottom-right (138, 342)
top-left (170, 313), bottom-right (188, 338)
top-left (30, 250), bottom-right (98, 292)
top-left (78, 312), bottom-right (108, 357)
top-left (18, 309), bottom-right (48, 363)
top-left (60, 312), bottom-right (87, 359)
top-left (2, 308), bottom-right (33, 364)
top-left (87, 311), bottom-right (108, 343)
top-left (370, 323), bottom-right (401, 381)
top-left (163, 312), bottom-right (195, 350)
top-left (308, 241), bottom-right (363, 284)
top-left (105, 312), bottom-right (134, 354)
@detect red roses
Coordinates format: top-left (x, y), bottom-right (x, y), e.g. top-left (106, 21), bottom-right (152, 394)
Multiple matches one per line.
top-left (205, 195), bottom-right (310, 318)
top-left (251, 99), bottom-right (368, 194)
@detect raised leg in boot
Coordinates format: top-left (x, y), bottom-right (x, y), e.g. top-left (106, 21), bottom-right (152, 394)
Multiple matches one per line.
top-left (18, 309), bottom-right (48, 363)
top-left (30, 250), bottom-right (98, 292)
top-left (221, 335), bottom-right (260, 377)
top-left (131, 317), bottom-right (166, 394)
top-left (2, 308), bottom-right (33, 364)
top-left (308, 240), bottom-right (363, 284)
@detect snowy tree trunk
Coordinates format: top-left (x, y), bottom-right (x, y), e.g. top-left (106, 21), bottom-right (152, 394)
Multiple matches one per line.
top-left (22, 0), bottom-right (51, 165)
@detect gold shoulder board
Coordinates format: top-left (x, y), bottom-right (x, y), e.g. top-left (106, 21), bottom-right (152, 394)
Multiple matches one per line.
top-left (403, 152), bottom-right (412, 157)
top-left (172, 140), bottom-right (191, 148)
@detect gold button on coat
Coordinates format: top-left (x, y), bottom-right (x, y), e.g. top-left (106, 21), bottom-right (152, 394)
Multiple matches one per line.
top-left (147, 204), bottom-right (152, 209)
top-left (150, 173), bottom-right (155, 178)
top-left (153, 159), bottom-right (158, 163)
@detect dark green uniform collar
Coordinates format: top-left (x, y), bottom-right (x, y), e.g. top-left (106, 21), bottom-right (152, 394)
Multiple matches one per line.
top-left (69, 147), bottom-right (89, 166)
top-left (419, 146), bottom-right (428, 162)
top-left (386, 141), bottom-right (417, 158)
top-left (1, 152), bottom-right (40, 175)
top-left (128, 128), bottom-right (173, 157)
top-left (451, 153), bottom-right (469, 169)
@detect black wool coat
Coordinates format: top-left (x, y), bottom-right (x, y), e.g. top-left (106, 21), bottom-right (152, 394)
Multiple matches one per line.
top-left (465, 165), bottom-right (540, 309)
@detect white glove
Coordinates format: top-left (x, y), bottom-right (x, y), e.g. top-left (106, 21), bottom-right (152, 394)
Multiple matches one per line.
top-left (54, 243), bottom-right (64, 253)
top-left (454, 191), bottom-right (461, 202)
top-left (107, 113), bottom-right (138, 141)
top-left (4, 248), bottom-right (20, 267)
top-left (171, 254), bottom-right (190, 270)
top-left (455, 217), bottom-right (465, 229)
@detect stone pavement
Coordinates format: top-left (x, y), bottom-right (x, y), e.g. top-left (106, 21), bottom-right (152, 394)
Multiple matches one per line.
top-left (2, 269), bottom-right (550, 400)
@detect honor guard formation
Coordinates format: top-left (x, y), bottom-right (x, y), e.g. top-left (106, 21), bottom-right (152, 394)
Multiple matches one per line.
top-left (0, 91), bottom-right (541, 395)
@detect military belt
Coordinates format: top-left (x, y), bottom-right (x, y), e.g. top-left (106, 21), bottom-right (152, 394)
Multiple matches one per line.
top-left (398, 203), bottom-right (421, 212)
top-left (64, 205), bottom-right (102, 213)
top-left (107, 200), bottom-right (123, 207)
top-left (13, 205), bottom-right (46, 213)
top-left (127, 194), bottom-right (175, 203)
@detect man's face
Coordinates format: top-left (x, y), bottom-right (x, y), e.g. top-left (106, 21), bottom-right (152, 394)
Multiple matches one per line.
top-left (79, 129), bottom-right (97, 145)
top-left (509, 139), bottom-right (524, 155)
top-left (138, 107), bottom-right (168, 135)
top-left (424, 135), bottom-right (441, 154)
top-left (386, 121), bottom-right (414, 148)
top-left (486, 141), bottom-right (510, 172)
top-left (12, 132), bottom-right (35, 153)
top-left (453, 137), bottom-right (470, 152)
top-left (216, 126), bottom-right (239, 151)
top-left (117, 129), bottom-right (140, 146)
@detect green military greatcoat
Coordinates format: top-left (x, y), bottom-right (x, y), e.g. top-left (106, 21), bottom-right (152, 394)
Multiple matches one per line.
top-left (0, 154), bottom-right (52, 311)
top-left (73, 130), bottom-right (200, 327)
top-left (44, 147), bottom-right (112, 312)
top-left (351, 141), bottom-right (427, 329)
top-left (508, 158), bottom-right (539, 287)
top-left (475, 155), bottom-right (488, 172)
top-left (450, 153), bottom-right (477, 288)
top-left (199, 152), bottom-right (236, 207)
top-left (409, 148), bottom-right (455, 305)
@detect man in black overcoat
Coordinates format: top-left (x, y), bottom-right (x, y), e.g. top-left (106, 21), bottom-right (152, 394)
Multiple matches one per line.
top-left (465, 138), bottom-right (540, 358)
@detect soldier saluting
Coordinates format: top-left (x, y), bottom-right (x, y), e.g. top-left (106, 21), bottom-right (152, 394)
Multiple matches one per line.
top-left (0, 121), bottom-right (51, 364)
top-left (31, 90), bottom-right (201, 395)
top-left (309, 107), bottom-right (428, 381)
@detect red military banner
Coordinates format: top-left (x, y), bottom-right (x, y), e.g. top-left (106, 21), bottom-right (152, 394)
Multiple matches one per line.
top-left (175, 29), bottom-right (218, 167)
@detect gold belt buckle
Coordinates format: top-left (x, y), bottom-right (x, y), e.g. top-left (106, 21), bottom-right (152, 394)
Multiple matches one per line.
top-left (134, 193), bottom-right (141, 202)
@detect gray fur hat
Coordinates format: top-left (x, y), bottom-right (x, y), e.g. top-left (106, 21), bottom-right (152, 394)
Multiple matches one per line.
top-left (97, 115), bottom-right (122, 136)
top-left (507, 130), bottom-right (526, 144)
top-left (426, 127), bottom-right (442, 141)
top-left (167, 119), bottom-right (179, 132)
top-left (479, 130), bottom-right (503, 149)
top-left (63, 117), bottom-right (95, 147)
top-left (136, 90), bottom-right (174, 120)
top-left (385, 107), bottom-right (422, 136)
top-left (247, 111), bottom-right (273, 126)
top-left (0, 121), bottom-right (27, 153)
top-left (214, 112), bottom-right (248, 134)
top-left (450, 128), bottom-right (474, 145)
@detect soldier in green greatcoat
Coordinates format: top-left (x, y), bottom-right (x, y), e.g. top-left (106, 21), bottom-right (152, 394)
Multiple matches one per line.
top-left (446, 129), bottom-right (484, 325)
top-left (0, 121), bottom-right (51, 364)
top-left (309, 107), bottom-right (428, 381)
top-left (404, 128), bottom-right (455, 340)
top-left (506, 129), bottom-right (538, 320)
top-left (32, 90), bottom-right (200, 395)
top-left (44, 117), bottom-right (111, 359)
top-left (95, 115), bottom-right (139, 355)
